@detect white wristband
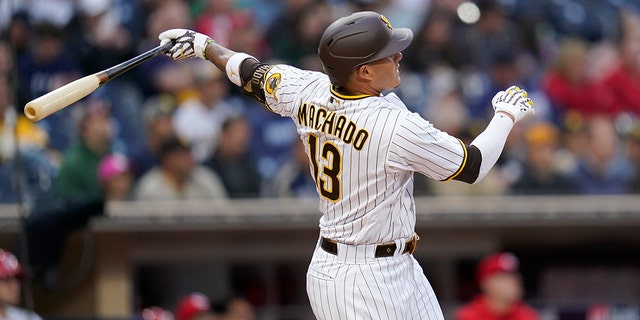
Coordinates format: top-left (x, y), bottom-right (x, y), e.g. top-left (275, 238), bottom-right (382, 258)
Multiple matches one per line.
top-left (225, 53), bottom-right (256, 87)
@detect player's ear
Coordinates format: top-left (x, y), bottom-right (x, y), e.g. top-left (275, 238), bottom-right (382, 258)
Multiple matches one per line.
top-left (355, 65), bottom-right (374, 82)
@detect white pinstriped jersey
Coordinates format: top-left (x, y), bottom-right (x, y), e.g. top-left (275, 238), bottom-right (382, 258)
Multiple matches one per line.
top-left (262, 65), bottom-right (467, 245)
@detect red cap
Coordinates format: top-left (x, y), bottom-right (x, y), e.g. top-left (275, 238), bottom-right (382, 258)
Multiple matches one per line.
top-left (142, 307), bottom-right (174, 320)
top-left (0, 249), bottom-right (23, 279)
top-left (476, 252), bottom-right (519, 283)
top-left (175, 293), bottom-right (210, 320)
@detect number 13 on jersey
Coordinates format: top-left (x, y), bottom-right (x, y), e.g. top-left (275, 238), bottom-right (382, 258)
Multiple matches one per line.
top-left (307, 134), bottom-right (342, 201)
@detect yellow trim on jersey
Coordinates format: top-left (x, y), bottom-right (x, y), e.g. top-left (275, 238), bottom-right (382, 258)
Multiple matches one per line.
top-left (330, 85), bottom-right (374, 100)
top-left (442, 139), bottom-right (468, 182)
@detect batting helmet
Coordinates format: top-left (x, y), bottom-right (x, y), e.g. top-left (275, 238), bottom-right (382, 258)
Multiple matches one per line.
top-left (318, 11), bottom-right (413, 87)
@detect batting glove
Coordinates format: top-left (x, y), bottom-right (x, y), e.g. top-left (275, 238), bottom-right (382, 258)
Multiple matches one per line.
top-left (159, 28), bottom-right (213, 60)
top-left (491, 85), bottom-right (534, 123)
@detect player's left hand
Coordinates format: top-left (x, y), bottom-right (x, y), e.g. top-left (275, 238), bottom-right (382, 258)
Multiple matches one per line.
top-left (159, 28), bottom-right (212, 60)
top-left (491, 85), bottom-right (534, 123)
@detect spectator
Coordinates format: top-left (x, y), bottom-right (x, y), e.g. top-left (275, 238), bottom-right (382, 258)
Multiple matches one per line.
top-left (218, 297), bottom-right (256, 320)
top-left (422, 66), bottom-right (469, 137)
top-left (0, 68), bottom-right (48, 152)
top-left (468, 49), bottom-right (523, 122)
top-left (625, 124), bottom-right (640, 193)
top-left (134, 135), bottom-right (227, 200)
top-left (142, 306), bottom-right (174, 320)
top-left (600, 11), bottom-right (640, 116)
top-left (73, 0), bottom-right (134, 75)
top-left (71, 0), bottom-right (145, 155)
top-left (228, 19), bottom-right (268, 62)
top-left (270, 139), bottom-right (316, 198)
top-left (244, 99), bottom-right (298, 183)
top-left (456, 252), bottom-right (538, 320)
top-left (25, 0), bottom-right (75, 29)
top-left (97, 153), bottom-right (133, 201)
top-left (572, 116), bottom-right (632, 194)
top-left (541, 37), bottom-right (611, 118)
top-left (54, 98), bottom-right (113, 201)
top-left (510, 122), bottom-right (577, 195)
top-left (130, 94), bottom-right (177, 179)
top-left (194, 0), bottom-right (252, 50)
top-left (25, 100), bottom-right (110, 288)
top-left (0, 249), bottom-right (43, 320)
top-left (451, 0), bottom-right (525, 71)
top-left (16, 22), bottom-right (81, 152)
top-left (288, 1), bottom-right (332, 69)
top-left (5, 12), bottom-right (31, 58)
top-left (0, 71), bottom-right (55, 204)
top-left (403, 8), bottom-right (459, 72)
top-left (136, 0), bottom-right (196, 98)
top-left (265, 0), bottom-right (327, 66)
top-left (192, 0), bottom-right (268, 60)
top-left (204, 117), bottom-right (261, 198)
top-left (173, 62), bottom-right (238, 162)
top-left (0, 149), bottom-right (56, 204)
top-left (175, 293), bottom-right (218, 320)
top-left (0, 40), bottom-right (12, 75)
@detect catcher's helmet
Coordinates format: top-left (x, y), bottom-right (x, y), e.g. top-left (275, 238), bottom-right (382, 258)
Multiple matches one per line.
top-left (318, 11), bottom-right (413, 87)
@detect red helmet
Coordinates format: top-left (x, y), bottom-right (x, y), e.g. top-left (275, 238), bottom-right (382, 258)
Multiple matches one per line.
top-left (0, 249), bottom-right (23, 279)
top-left (318, 11), bottom-right (413, 86)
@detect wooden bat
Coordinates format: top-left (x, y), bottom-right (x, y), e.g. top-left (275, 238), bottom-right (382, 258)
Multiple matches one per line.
top-left (24, 42), bottom-right (173, 122)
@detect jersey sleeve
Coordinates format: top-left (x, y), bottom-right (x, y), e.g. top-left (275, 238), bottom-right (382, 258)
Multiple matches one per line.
top-left (387, 112), bottom-right (468, 181)
top-left (260, 64), bottom-right (320, 117)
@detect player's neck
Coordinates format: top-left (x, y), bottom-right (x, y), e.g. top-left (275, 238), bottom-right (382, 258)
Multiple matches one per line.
top-left (340, 82), bottom-right (380, 97)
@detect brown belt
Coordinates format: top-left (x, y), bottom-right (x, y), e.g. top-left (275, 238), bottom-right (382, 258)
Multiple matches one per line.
top-left (321, 234), bottom-right (420, 258)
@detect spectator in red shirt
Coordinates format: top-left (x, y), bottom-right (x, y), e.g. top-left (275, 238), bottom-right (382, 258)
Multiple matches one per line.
top-left (541, 38), bottom-right (612, 117)
top-left (456, 252), bottom-right (539, 320)
top-left (600, 12), bottom-right (640, 116)
top-left (194, 0), bottom-right (252, 50)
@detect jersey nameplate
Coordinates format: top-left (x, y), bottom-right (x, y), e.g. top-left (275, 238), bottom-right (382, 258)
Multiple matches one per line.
top-left (298, 103), bottom-right (369, 151)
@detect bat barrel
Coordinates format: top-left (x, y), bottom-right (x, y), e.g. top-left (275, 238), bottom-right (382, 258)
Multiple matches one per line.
top-left (24, 74), bottom-right (101, 122)
top-left (23, 43), bottom-right (172, 122)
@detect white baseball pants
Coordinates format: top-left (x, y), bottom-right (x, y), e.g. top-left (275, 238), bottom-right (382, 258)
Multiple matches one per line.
top-left (306, 238), bottom-right (445, 320)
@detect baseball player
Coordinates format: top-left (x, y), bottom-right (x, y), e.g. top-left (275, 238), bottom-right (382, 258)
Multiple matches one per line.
top-left (159, 10), bottom-right (534, 320)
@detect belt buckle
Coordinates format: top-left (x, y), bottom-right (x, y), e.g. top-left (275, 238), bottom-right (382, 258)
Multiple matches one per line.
top-left (409, 234), bottom-right (420, 254)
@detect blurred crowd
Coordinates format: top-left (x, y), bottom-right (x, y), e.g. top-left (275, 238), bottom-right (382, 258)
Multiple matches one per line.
top-left (141, 292), bottom-right (256, 320)
top-left (2, 0), bottom-right (640, 205)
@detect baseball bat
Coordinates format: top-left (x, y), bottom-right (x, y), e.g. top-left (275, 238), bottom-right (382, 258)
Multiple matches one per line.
top-left (24, 42), bottom-right (173, 122)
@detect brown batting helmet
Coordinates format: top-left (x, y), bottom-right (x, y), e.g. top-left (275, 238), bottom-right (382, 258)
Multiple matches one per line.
top-left (318, 11), bottom-right (413, 87)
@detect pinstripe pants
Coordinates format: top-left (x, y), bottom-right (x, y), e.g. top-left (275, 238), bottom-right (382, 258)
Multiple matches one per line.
top-left (306, 238), bottom-right (445, 320)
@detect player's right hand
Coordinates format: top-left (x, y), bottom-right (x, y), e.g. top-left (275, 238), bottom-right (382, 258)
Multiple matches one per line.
top-left (491, 86), bottom-right (534, 123)
top-left (159, 28), bottom-right (212, 60)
